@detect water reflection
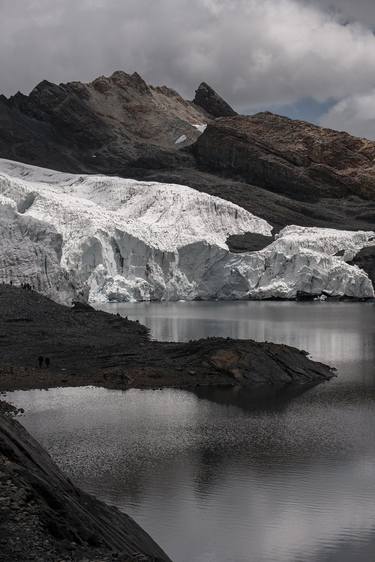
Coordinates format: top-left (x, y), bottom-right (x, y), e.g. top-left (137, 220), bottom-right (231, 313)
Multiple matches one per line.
top-left (7, 301), bottom-right (375, 562)
top-left (194, 383), bottom-right (319, 413)
top-left (98, 301), bottom-right (375, 368)
top-left (7, 384), bottom-right (375, 562)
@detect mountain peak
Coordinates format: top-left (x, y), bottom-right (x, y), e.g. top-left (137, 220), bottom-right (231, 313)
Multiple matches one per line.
top-left (193, 82), bottom-right (237, 118)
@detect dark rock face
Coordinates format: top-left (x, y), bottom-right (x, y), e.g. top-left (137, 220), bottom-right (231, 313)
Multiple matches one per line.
top-left (0, 412), bottom-right (172, 561)
top-left (226, 232), bottom-right (274, 253)
top-left (194, 113), bottom-right (375, 202)
top-left (349, 245), bottom-right (375, 287)
top-left (193, 82), bottom-right (237, 117)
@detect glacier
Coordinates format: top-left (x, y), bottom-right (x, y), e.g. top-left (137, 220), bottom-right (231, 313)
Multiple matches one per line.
top-left (0, 158), bottom-right (373, 304)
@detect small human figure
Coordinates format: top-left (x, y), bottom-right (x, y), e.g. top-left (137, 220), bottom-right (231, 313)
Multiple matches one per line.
top-left (38, 356), bottom-right (44, 368)
top-left (45, 357), bottom-right (50, 369)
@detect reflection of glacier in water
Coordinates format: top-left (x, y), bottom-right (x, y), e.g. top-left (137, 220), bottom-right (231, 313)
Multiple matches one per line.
top-left (99, 301), bottom-right (375, 375)
top-left (8, 302), bottom-right (375, 562)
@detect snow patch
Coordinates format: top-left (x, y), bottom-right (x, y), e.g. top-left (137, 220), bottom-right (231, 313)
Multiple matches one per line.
top-left (175, 134), bottom-right (187, 144)
top-left (193, 123), bottom-right (207, 133)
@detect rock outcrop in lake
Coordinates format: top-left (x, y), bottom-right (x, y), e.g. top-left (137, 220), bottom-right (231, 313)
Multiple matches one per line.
top-left (0, 411), bottom-right (173, 561)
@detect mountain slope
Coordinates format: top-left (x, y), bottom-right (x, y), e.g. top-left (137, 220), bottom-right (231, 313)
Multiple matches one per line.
top-left (194, 112), bottom-right (375, 202)
top-left (1, 71), bottom-right (375, 236)
top-left (0, 71), bottom-right (208, 174)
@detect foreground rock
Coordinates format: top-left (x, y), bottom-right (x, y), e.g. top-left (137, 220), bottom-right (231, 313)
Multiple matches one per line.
top-left (0, 412), bottom-right (172, 561)
top-left (0, 286), bottom-right (334, 393)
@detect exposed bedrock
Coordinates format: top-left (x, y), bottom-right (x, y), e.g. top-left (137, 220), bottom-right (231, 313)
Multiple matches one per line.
top-left (193, 82), bottom-right (237, 118)
top-left (0, 70), bottom-right (209, 174)
top-left (194, 113), bottom-right (375, 202)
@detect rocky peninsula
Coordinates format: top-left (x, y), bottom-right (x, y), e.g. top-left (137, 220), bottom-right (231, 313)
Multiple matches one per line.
top-left (0, 285), bottom-right (334, 393)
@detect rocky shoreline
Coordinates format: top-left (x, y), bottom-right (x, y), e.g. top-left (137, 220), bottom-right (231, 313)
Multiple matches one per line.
top-left (0, 285), bottom-right (335, 393)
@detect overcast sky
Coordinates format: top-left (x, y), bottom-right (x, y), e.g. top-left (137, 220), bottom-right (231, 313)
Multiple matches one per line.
top-left (2, 0), bottom-right (375, 137)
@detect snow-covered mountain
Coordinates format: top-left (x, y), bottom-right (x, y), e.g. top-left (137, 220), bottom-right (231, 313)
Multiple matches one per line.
top-left (0, 159), bottom-right (373, 304)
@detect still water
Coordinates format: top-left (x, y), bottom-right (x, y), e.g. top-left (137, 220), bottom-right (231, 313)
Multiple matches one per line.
top-left (7, 302), bottom-right (375, 562)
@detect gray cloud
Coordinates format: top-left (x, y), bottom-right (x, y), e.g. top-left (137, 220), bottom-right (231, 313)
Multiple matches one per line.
top-left (320, 91), bottom-right (375, 139)
top-left (2, 0), bottom-right (375, 136)
top-left (306, 0), bottom-right (375, 27)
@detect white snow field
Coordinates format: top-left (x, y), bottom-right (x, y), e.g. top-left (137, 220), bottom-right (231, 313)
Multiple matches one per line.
top-left (0, 159), bottom-right (373, 304)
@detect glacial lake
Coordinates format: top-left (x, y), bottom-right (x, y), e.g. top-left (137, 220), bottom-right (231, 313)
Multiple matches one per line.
top-left (6, 301), bottom-right (375, 562)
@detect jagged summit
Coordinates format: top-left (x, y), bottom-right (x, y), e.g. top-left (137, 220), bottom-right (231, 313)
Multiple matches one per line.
top-left (0, 70), bottom-right (209, 174)
top-left (193, 81), bottom-right (237, 117)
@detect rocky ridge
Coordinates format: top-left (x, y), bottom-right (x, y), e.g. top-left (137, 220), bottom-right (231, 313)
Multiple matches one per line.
top-left (1, 71), bottom-right (375, 237)
top-left (194, 112), bottom-right (375, 202)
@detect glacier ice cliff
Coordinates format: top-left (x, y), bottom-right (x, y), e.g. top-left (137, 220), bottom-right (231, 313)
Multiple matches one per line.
top-left (0, 159), bottom-right (373, 304)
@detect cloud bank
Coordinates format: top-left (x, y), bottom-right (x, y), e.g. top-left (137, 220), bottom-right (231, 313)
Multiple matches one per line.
top-left (1, 0), bottom-right (375, 136)
top-left (321, 92), bottom-right (375, 139)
